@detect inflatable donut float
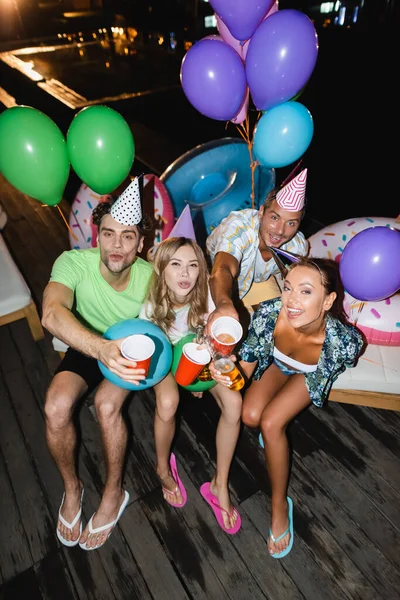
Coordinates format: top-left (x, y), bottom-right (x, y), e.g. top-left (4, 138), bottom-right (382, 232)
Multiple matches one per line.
top-left (69, 176), bottom-right (175, 250)
top-left (308, 216), bottom-right (400, 346)
top-left (160, 138), bottom-right (275, 236)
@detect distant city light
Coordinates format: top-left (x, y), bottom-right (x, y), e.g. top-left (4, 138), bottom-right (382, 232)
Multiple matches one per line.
top-left (338, 6), bottom-right (346, 25)
top-left (320, 2), bottom-right (334, 14)
top-left (204, 15), bottom-right (217, 28)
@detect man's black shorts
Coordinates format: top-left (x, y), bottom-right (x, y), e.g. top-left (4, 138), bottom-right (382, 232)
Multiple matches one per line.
top-left (54, 348), bottom-right (104, 392)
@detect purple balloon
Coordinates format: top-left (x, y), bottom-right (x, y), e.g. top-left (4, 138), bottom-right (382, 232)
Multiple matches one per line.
top-left (210, 0), bottom-right (274, 42)
top-left (339, 227), bottom-right (400, 302)
top-left (180, 38), bottom-right (247, 121)
top-left (246, 9), bottom-right (319, 111)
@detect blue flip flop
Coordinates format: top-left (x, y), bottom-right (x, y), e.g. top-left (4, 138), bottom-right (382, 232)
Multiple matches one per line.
top-left (269, 496), bottom-right (294, 559)
top-left (259, 432), bottom-right (264, 449)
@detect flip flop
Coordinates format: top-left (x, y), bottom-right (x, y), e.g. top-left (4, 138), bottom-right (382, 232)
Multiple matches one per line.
top-left (200, 482), bottom-right (242, 535)
top-left (269, 496), bottom-right (294, 559)
top-left (162, 453), bottom-right (187, 508)
top-left (57, 488), bottom-right (84, 547)
top-left (259, 432), bottom-right (265, 449)
top-left (79, 490), bottom-right (130, 551)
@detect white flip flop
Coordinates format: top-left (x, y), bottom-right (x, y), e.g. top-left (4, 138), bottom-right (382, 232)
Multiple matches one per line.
top-left (79, 490), bottom-right (130, 551)
top-left (57, 488), bottom-right (84, 547)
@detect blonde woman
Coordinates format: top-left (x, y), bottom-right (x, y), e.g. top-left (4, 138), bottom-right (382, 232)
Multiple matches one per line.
top-left (140, 237), bottom-right (242, 534)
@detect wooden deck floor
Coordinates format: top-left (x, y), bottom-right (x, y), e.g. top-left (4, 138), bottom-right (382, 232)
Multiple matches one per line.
top-left (1, 173), bottom-right (400, 600)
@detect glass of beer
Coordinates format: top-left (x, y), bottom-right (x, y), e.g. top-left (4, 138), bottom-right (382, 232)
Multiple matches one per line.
top-left (210, 317), bottom-right (243, 355)
top-left (213, 354), bottom-right (245, 391)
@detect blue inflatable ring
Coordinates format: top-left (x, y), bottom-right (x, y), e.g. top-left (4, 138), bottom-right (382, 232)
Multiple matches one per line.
top-left (160, 138), bottom-right (275, 237)
top-left (98, 319), bottom-right (173, 391)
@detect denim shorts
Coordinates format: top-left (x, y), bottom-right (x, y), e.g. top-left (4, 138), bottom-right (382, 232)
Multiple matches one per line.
top-left (273, 357), bottom-right (302, 376)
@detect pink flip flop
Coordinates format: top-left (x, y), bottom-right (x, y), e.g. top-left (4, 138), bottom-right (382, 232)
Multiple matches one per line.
top-left (162, 453), bottom-right (187, 508)
top-left (200, 482), bottom-right (242, 535)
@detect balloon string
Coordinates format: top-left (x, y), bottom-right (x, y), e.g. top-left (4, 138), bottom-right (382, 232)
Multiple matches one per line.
top-left (55, 205), bottom-right (79, 241)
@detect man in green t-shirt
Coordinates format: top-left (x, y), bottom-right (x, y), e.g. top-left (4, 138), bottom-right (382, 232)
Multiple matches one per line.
top-left (42, 179), bottom-right (153, 551)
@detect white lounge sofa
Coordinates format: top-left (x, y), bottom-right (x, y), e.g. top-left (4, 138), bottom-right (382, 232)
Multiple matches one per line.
top-left (0, 233), bottom-right (44, 341)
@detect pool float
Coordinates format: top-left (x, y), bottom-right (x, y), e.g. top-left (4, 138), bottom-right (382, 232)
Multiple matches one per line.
top-left (160, 138), bottom-right (275, 237)
top-left (308, 216), bottom-right (400, 346)
top-left (69, 176), bottom-right (175, 250)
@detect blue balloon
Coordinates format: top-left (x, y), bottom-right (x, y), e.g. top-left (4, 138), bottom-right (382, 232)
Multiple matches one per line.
top-left (98, 319), bottom-right (173, 391)
top-left (253, 101), bottom-right (314, 168)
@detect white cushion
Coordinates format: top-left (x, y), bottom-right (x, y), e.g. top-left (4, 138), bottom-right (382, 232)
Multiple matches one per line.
top-left (0, 233), bottom-right (31, 316)
top-left (332, 344), bottom-right (400, 394)
top-left (52, 337), bottom-right (69, 352)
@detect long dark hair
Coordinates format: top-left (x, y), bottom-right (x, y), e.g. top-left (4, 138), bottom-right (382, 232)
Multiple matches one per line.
top-left (288, 257), bottom-right (348, 324)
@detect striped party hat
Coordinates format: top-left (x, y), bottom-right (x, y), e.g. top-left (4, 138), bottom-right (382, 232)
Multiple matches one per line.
top-left (276, 168), bottom-right (307, 212)
top-left (111, 178), bottom-right (142, 225)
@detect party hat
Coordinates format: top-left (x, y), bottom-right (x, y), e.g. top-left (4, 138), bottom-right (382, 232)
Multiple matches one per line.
top-left (268, 247), bottom-right (302, 279)
top-left (111, 178), bottom-right (142, 226)
top-left (276, 168), bottom-right (307, 212)
top-left (168, 205), bottom-right (196, 241)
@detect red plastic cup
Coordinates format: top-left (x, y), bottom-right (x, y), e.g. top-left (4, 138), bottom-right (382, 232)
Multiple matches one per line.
top-left (210, 316), bottom-right (243, 355)
top-left (121, 334), bottom-right (155, 377)
top-left (175, 342), bottom-right (211, 386)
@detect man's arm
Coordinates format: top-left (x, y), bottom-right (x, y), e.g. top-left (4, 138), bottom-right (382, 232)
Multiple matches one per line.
top-left (42, 282), bottom-right (106, 358)
top-left (206, 251), bottom-right (241, 333)
top-left (42, 282), bottom-right (145, 383)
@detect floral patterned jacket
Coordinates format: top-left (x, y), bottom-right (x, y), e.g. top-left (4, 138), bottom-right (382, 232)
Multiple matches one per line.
top-left (239, 298), bottom-right (364, 407)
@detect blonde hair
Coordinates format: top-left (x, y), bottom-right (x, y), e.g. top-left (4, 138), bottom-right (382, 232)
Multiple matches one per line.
top-left (144, 237), bottom-right (209, 336)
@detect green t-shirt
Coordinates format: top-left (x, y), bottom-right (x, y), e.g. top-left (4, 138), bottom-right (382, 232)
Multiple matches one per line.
top-left (50, 248), bottom-right (153, 334)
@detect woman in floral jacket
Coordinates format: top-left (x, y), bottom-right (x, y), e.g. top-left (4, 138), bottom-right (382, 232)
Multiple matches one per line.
top-left (212, 257), bottom-right (364, 559)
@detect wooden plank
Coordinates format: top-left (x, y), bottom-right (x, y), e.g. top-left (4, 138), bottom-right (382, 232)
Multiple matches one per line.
top-left (119, 500), bottom-right (191, 600)
top-left (0, 379), bottom-right (58, 564)
top-left (294, 407), bottom-right (400, 531)
top-left (33, 550), bottom-right (80, 600)
top-left (330, 388), bottom-right (400, 411)
top-left (241, 490), bottom-right (354, 600)
top-left (291, 421), bottom-right (400, 568)
top-left (291, 460), bottom-right (400, 597)
top-left (142, 482), bottom-right (268, 600)
top-left (0, 445), bottom-right (33, 583)
top-left (0, 566), bottom-right (43, 600)
top-left (338, 403), bottom-right (400, 450)
top-left (308, 403), bottom-right (400, 497)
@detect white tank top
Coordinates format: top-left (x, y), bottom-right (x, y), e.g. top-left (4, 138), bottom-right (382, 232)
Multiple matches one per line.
top-left (273, 346), bottom-right (318, 373)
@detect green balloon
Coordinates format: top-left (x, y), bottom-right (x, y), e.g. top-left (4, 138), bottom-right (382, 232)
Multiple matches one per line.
top-left (172, 334), bottom-right (217, 393)
top-left (0, 106), bottom-right (70, 206)
top-left (67, 105), bottom-right (135, 195)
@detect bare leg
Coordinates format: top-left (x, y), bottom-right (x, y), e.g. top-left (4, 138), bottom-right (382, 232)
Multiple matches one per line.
top-left (260, 374), bottom-right (311, 555)
top-left (242, 362), bottom-right (288, 429)
top-left (80, 379), bottom-right (130, 549)
top-left (44, 371), bottom-right (88, 543)
top-left (209, 384), bottom-right (242, 529)
top-left (153, 374), bottom-right (182, 504)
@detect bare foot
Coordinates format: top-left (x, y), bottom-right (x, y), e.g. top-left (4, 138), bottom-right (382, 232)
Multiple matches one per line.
top-left (58, 482), bottom-right (84, 544)
top-left (209, 479), bottom-right (238, 530)
top-left (268, 499), bottom-right (290, 555)
top-left (79, 489), bottom-right (126, 550)
top-left (159, 472), bottom-right (183, 506)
